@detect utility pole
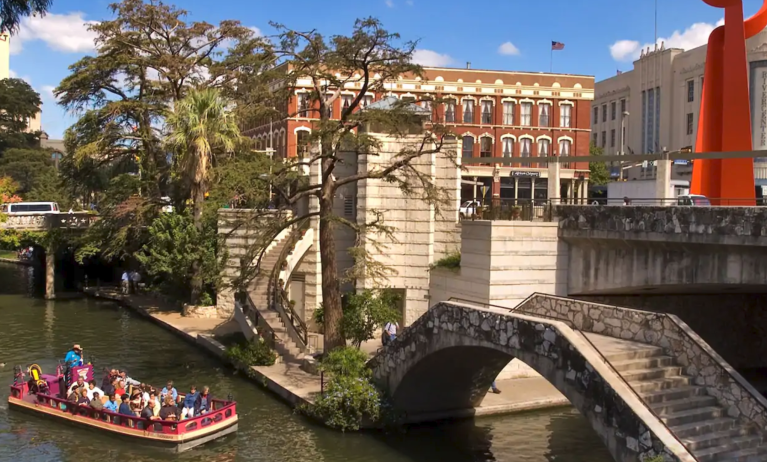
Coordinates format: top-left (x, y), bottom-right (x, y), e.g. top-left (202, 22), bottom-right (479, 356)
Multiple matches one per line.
top-left (620, 111), bottom-right (630, 181)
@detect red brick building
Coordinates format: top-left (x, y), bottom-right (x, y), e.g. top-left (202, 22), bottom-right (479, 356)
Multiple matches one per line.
top-left (243, 65), bottom-right (595, 202)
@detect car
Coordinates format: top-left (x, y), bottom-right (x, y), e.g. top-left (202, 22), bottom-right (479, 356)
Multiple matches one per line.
top-left (459, 200), bottom-right (484, 220)
top-left (0, 202), bottom-right (60, 214)
top-left (676, 194), bottom-right (711, 206)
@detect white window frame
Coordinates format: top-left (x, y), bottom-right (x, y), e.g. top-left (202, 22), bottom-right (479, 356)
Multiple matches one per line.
top-left (519, 100), bottom-right (533, 127)
top-left (501, 135), bottom-right (516, 158)
top-left (559, 102), bottom-right (573, 128)
top-left (519, 135), bottom-right (533, 157)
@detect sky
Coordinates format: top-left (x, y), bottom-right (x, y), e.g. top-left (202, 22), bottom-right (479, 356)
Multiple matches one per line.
top-left (8, 0), bottom-right (765, 139)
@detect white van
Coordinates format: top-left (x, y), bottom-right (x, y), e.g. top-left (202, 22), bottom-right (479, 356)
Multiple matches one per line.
top-left (0, 202), bottom-right (61, 214)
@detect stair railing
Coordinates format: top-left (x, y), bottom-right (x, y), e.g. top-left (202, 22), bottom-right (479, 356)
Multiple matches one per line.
top-left (447, 297), bottom-right (700, 462)
top-left (268, 219), bottom-right (310, 349)
top-left (237, 290), bottom-right (277, 348)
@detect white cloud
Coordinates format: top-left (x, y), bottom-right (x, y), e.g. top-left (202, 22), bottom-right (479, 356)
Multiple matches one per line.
top-left (249, 26), bottom-right (262, 37)
top-left (8, 69), bottom-right (16, 78)
top-left (498, 41), bottom-right (520, 56)
top-left (11, 12), bottom-right (97, 55)
top-left (610, 17), bottom-right (724, 62)
top-left (406, 0), bottom-right (414, 5)
top-left (39, 85), bottom-right (59, 102)
top-left (385, 0), bottom-right (394, 7)
top-left (411, 49), bottom-right (453, 67)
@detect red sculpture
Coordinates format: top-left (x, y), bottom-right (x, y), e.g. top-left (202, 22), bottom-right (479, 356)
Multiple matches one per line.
top-left (691, 0), bottom-right (767, 204)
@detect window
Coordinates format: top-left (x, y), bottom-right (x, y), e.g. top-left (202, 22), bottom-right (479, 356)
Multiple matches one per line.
top-left (502, 102), bottom-right (515, 125)
top-left (401, 95), bottom-right (416, 103)
top-left (296, 131), bottom-right (310, 157)
top-left (344, 196), bottom-right (355, 217)
top-left (601, 131), bottom-right (606, 148)
top-left (539, 103), bottom-right (551, 127)
top-left (298, 93), bottom-right (309, 115)
top-left (592, 133), bottom-right (597, 146)
top-left (593, 106), bottom-right (598, 124)
top-left (444, 100), bottom-right (456, 123)
top-left (686, 113), bottom-right (694, 135)
top-left (601, 104), bottom-right (607, 122)
top-left (611, 101), bottom-right (616, 120)
top-left (610, 129), bottom-right (616, 148)
top-left (560, 104), bottom-right (572, 128)
top-left (620, 99), bottom-right (626, 114)
top-left (462, 136), bottom-right (474, 158)
top-left (687, 80), bottom-right (694, 103)
top-left (422, 100), bottom-right (432, 111)
top-left (502, 138), bottom-right (514, 157)
top-left (480, 137), bottom-right (493, 157)
top-left (559, 139), bottom-right (571, 156)
top-left (520, 102), bottom-right (532, 126)
top-left (481, 100), bottom-right (493, 124)
top-left (324, 94), bottom-right (334, 119)
top-left (360, 95), bottom-right (373, 108)
top-left (538, 138), bottom-right (550, 156)
top-left (341, 94), bottom-right (354, 112)
top-left (520, 138), bottom-right (532, 157)
top-left (463, 100), bottom-right (475, 123)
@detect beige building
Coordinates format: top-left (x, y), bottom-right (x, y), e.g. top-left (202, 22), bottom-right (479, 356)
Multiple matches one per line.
top-left (593, 28), bottom-right (767, 185)
top-left (0, 32), bottom-right (42, 133)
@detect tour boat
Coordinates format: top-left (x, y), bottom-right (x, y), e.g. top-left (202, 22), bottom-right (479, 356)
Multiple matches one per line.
top-left (8, 363), bottom-right (238, 452)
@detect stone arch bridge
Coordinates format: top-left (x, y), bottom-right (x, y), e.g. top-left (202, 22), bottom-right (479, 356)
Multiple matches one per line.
top-left (369, 296), bottom-right (767, 462)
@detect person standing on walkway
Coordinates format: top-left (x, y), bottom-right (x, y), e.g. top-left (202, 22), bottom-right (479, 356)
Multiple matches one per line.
top-left (130, 271), bottom-right (142, 294)
top-left (382, 321), bottom-right (399, 346)
top-left (490, 381), bottom-right (501, 394)
top-left (121, 271), bottom-right (130, 295)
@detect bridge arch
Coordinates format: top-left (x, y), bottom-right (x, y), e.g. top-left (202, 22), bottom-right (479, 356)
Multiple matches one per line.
top-left (369, 302), bottom-right (691, 462)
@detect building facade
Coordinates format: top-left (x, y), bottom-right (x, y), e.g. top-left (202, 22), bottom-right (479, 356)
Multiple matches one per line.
top-left (243, 65), bottom-right (595, 203)
top-left (593, 28), bottom-right (767, 186)
top-left (0, 32), bottom-right (41, 133)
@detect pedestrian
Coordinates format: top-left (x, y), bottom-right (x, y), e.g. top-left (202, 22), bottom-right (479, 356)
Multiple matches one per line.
top-left (623, 197), bottom-right (631, 206)
top-left (490, 381), bottom-right (501, 394)
top-left (130, 271), bottom-right (142, 294)
top-left (382, 320), bottom-right (399, 346)
top-left (121, 271), bottom-right (130, 295)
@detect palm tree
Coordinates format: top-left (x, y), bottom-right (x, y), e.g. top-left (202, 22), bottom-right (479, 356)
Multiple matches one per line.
top-left (166, 88), bottom-right (240, 303)
top-left (0, 0), bottom-right (53, 33)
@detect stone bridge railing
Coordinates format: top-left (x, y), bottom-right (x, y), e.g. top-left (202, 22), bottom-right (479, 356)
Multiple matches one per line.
top-left (515, 294), bottom-right (767, 431)
top-left (0, 213), bottom-right (98, 231)
top-left (554, 205), bottom-right (767, 246)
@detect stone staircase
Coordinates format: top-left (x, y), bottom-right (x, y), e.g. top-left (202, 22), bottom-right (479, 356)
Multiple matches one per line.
top-left (588, 333), bottom-right (767, 462)
top-left (244, 235), bottom-right (306, 365)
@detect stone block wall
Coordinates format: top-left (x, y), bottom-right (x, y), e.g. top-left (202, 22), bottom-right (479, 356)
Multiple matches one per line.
top-left (515, 295), bottom-right (767, 431)
top-left (370, 302), bottom-right (689, 462)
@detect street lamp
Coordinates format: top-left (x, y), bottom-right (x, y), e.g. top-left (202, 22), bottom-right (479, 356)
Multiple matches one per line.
top-left (619, 111), bottom-right (630, 181)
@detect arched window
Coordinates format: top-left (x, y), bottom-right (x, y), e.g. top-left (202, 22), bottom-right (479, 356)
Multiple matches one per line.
top-left (462, 136), bottom-right (474, 158)
top-left (520, 138), bottom-right (532, 157)
top-left (480, 137), bottom-right (493, 157)
top-left (537, 139), bottom-right (550, 168)
top-left (502, 138), bottom-right (514, 158)
top-left (296, 131), bottom-right (310, 157)
top-left (559, 139), bottom-right (571, 156)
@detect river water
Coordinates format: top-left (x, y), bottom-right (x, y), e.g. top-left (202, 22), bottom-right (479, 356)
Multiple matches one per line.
top-left (0, 262), bottom-right (612, 462)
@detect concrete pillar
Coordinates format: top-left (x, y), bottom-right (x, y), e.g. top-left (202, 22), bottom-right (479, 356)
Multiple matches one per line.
top-left (570, 179), bottom-right (576, 204)
top-left (655, 157), bottom-right (671, 205)
top-left (548, 161), bottom-right (561, 204)
top-left (514, 178), bottom-right (519, 201)
top-left (44, 245), bottom-right (55, 300)
top-left (583, 178), bottom-right (590, 204)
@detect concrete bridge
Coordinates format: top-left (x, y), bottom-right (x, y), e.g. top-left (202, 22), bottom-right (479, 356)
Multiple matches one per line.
top-left (0, 212), bottom-right (97, 298)
top-left (371, 295), bottom-right (767, 462)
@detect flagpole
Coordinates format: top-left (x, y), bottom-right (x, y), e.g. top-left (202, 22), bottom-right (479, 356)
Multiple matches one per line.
top-left (550, 46), bottom-right (553, 73)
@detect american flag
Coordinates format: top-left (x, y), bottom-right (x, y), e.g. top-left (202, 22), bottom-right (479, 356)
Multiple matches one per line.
top-left (551, 41), bottom-right (565, 51)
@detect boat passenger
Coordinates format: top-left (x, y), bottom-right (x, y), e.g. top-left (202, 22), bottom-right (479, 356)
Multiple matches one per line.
top-left (118, 370), bottom-right (140, 387)
top-left (118, 394), bottom-right (133, 416)
top-left (181, 386), bottom-right (198, 419)
top-left (141, 398), bottom-right (159, 421)
top-left (114, 380), bottom-right (126, 397)
top-left (149, 390), bottom-right (161, 417)
top-left (195, 386), bottom-right (213, 415)
top-left (160, 381), bottom-right (178, 402)
top-left (77, 387), bottom-right (90, 405)
top-left (90, 392), bottom-right (103, 410)
top-left (67, 377), bottom-right (86, 396)
top-left (86, 380), bottom-right (104, 401)
top-left (63, 344), bottom-right (83, 368)
top-left (103, 394), bottom-right (118, 413)
top-left (159, 396), bottom-right (178, 421)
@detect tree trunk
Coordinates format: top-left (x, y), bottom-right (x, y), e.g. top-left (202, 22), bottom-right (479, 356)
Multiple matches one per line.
top-left (190, 180), bottom-right (205, 305)
top-left (319, 192), bottom-right (345, 352)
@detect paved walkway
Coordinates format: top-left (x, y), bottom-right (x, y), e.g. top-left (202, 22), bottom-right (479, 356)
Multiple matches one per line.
top-left (83, 288), bottom-right (571, 420)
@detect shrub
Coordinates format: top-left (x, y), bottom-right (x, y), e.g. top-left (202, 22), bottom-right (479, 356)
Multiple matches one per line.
top-left (224, 337), bottom-right (277, 367)
top-left (199, 292), bottom-right (213, 306)
top-left (303, 347), bottom-right (381, 431)
top-left (430, 251), bottom-right (460, 270)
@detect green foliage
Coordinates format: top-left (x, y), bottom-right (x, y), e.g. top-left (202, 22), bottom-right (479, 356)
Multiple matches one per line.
top-left (589, 144), bottom-right (610, 186)
top-left (313, 289), bottom-right (401, 349)
top-left (0, 148), bottom-right (73, 208)
top-left (0, 78), bottom-right (43, 151)
top-left (198, 292), bottom-right (213, 306)
top-left (0, 229), bottom-right (47, 250)
top-left (642, 456), bottom-right (665, 462)
top-left (206, 149), bottom-right (271, 211)
top-left (431, 251), bottom-right (461, 270)
top-left (224, 337), bottom-right (277, 367)
top-left (135, 212), bottom-right (223, 303)
top-left (304, 347), bottom-right (381, 431)
top-left (0, 0), bottom-right (53, 34)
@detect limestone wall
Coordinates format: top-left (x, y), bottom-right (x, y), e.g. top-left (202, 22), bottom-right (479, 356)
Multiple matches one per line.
top-left (515, 295), bottom-right (767, 431)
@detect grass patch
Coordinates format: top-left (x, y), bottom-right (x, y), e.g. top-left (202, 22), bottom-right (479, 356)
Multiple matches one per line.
top-left (223, 336), bottom-right (277, 367)
top-left (0, 250), bottom-right (16, 260)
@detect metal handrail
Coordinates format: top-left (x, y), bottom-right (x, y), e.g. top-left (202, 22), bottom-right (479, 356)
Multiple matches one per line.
top-left (238, 291), bottom-right (277, 347)
top-left (268, 219), bottom-right (309, 348)
top-left (446, 297), bottom-right (700, 462)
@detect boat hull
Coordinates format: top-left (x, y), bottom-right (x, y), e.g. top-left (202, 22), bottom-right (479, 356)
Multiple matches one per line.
top-left (8, 395), bottom-right (238, 453)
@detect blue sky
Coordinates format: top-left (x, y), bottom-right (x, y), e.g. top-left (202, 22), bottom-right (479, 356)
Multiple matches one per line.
top-left (9, 0), bottom-right (765, 139)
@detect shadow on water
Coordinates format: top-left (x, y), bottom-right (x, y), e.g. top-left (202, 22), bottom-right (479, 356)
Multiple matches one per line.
top-left (0, 261), bottom-right (613, 462)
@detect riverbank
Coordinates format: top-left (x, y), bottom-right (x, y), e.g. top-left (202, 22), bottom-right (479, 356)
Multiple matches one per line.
top-left (82, 288), bottom-right (571, 425)
top-left (0, 252), bottom-right (31, 266)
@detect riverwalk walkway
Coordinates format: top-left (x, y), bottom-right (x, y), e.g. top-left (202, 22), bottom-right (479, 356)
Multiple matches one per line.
top-left (82, 288), bottom-right (570, 421)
